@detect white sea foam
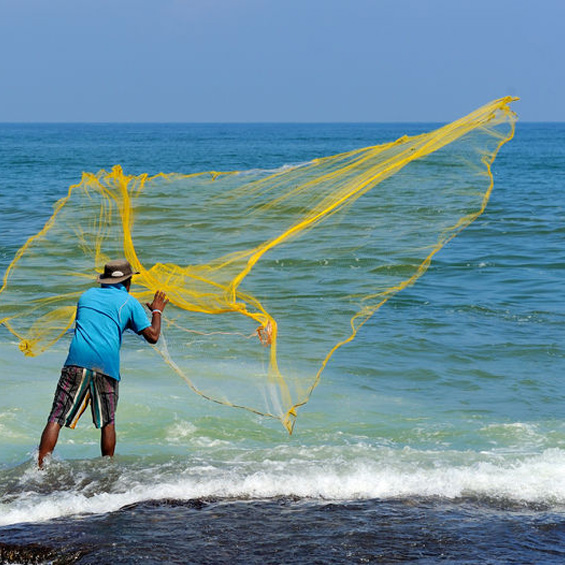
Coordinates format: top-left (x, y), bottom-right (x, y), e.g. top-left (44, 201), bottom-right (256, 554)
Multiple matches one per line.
top-left (2, 448), bottom-right (565, 527)
top-left (164, 420), bottom-right (198, 443)
top-left (236, 161), bottom-right (311, 177)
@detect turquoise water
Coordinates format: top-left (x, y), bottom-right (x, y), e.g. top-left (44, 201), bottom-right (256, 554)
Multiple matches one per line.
top-left (0, 122), bottom-right (564, 562)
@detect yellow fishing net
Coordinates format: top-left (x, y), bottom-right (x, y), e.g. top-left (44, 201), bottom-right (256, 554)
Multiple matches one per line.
top-left (0, 97), bottom-right (517, 432)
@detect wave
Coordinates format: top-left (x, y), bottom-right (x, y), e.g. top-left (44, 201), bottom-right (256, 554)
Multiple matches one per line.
top-left (2, 447), bottom-right (565, 526)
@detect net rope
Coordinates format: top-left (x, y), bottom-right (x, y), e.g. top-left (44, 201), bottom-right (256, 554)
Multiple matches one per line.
top-left (0, 97), bottom-right (517, 432)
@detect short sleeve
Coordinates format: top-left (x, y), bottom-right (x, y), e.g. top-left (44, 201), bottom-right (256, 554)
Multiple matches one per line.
top-left (127, 297), bottom-right (151, 334)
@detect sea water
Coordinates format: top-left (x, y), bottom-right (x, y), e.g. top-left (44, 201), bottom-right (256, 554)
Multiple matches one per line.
top-left (0, 122), bottom-right (563, 563)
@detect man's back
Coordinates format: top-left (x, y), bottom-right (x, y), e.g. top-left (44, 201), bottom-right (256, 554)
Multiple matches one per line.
top-left (64, 284), bottom-right (150, 380)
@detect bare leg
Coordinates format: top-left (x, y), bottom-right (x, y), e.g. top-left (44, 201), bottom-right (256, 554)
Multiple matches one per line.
top-left (101, 423), bottom-right (116, 457)
top-left (38, 421), bottom-right (61, 467)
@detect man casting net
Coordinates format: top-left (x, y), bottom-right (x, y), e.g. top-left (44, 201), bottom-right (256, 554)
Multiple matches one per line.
top-left (0, 97), bottom-right (517, 432)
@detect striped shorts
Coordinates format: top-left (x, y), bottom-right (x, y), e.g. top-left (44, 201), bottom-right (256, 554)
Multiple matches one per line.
top-left (47, 366), bottom-right (119, 429)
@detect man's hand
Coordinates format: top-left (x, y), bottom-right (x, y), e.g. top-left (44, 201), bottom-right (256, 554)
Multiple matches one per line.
top-left (146, 290), bottom-right (169, 313)
top-left (141, 290), bottom-right (169, 344)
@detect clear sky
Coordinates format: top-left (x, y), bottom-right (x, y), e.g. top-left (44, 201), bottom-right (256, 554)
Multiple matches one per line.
top-left (0, 0), bottom-right (562, 122)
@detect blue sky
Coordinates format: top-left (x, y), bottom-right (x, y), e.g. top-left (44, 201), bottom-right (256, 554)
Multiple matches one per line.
top-left (0, 0), bottom-right (562, 122)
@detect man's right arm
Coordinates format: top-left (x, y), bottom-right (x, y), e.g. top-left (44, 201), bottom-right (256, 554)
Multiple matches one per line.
top-left (141, 290), bottom-right (169, 344)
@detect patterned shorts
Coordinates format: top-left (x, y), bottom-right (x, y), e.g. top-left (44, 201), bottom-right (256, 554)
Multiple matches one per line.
top-left (47, 366), bottom-right (119, 429)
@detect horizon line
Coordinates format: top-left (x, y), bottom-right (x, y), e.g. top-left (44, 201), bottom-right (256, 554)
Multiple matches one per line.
top-left (0, 119), bottom-right (560, 125)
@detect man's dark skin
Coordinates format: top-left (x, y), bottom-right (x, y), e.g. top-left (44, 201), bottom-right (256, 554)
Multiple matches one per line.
top-left (37, 279), bottom-right (168, 467)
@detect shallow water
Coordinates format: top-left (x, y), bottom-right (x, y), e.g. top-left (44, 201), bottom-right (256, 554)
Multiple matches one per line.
top-left (0, 121), bottom-right (564, 562)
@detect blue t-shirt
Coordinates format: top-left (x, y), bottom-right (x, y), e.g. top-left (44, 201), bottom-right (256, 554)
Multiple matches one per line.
top-left (64, 283), bottom-right (151, 380)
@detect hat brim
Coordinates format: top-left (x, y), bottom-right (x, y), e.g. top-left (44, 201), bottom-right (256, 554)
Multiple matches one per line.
top-left (96, 272), bottom-right (139, 284)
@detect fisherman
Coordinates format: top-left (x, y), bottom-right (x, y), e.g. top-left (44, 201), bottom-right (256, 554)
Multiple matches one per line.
top-left (38, 259), bottom-right (168, 466)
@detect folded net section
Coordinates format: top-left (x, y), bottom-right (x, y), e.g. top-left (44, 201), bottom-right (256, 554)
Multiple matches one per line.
top-left (0, 97), bottom-right (517, 432)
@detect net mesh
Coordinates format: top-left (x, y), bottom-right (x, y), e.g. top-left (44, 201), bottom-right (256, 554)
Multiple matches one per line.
top-left (0, 97), bottom-right (517, 432)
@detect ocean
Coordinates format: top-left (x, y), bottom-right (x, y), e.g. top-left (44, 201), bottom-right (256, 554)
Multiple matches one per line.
top-left (0, 121), bottom-right (563, 564)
